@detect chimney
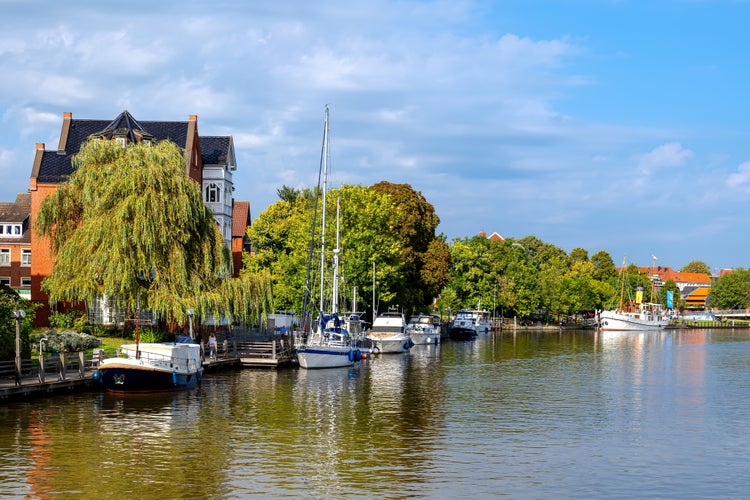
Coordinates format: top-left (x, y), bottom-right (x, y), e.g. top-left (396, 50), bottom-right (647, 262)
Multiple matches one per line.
top-left (58, 112), bottom-right (72, 153)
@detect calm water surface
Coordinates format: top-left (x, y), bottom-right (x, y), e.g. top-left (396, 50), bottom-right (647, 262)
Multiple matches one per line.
top-left (2, 328), bottom-right (750, 498)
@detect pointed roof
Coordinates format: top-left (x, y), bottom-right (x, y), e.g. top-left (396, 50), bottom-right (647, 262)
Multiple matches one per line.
top-left (31, 111), bottom-right (231, 185)
top-left (92, 110), bottom-right (154, 143)
top-left (232, 200), bottom-right (251, 237)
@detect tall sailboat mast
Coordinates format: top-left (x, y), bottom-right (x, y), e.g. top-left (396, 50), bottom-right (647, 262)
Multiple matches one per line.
top-left (332, 198), bottom-right (341, 314)
top-left (618, 254), bottom-right (627, 311)
top-left (318, 106), bottom-right (329, 318)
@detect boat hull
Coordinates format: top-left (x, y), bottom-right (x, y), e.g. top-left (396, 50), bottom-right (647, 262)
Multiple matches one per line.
top-left (449, 327), bottom-right (478, 340)
top-left (297, 345), bottom-right (356, 369)
top-left (451, 310), bottom-right (491, 335)
top-left (410, 332), bottom-right (440, 345)
top-left (93, 342), bottom-right (203, 393)
top-left (95, 363), bottom-right (200, 392)
top-left (367, 334), bottom-right (412, 353)
top-left (598, 310), bottom-right (669, 331)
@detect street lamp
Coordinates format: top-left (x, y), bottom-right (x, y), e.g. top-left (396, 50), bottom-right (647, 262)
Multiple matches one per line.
top-left (187, 309), bottom-right (195, 339)
top-left (38, 337), bottom-right (48, 383)
top-left (13, 309), bottom-right (26, 386)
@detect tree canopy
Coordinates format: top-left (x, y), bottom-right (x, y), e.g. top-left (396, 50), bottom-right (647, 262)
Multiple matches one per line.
top-left (680, 260), bottom-right (711, 275)
top-left (35, 138), bottom-right (272, 327)
top-left (246, 181), bottom-right (450, 320)
top-left (707, 268), bottom-right (750, 309)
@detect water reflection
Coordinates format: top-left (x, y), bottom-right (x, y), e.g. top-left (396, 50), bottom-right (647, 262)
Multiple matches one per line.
top-left (4, 329), bottom-right (750, 498)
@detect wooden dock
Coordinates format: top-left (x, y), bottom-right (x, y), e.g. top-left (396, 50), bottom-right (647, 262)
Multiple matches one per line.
top-left (0, 334), bottom-right (298, 401)
top-left (0, 355), bottom-right (97, 400)
top-left (237, 338), bottom-right (295, 367)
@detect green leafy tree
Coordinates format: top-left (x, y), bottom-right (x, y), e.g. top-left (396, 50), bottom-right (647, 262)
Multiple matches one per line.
top-left (35, 138), bottom-right (272, 327)
top-left (591, 250), bottom-right (617, 281)
top-left (569, 247), bottom-right (589, 263)
top-left (371, 181), bottom-right (447, 311)
top-left (0, 289), bottom-right (36, 360)
top-left (246, 183), bottom-right (408, 320)
top-left (707, 268), bottom-right (750, 309)
top-left (277, 185), bottom-right (301, 203)
top-left (680, 260), bottom-right (711, 275)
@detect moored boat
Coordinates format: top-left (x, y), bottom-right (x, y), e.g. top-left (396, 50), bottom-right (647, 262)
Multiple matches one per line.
top-left (405, 313), bottom-right (442, 345)
top-left (598, 255), bottom-right (670, 331)
top-left (597, 304), bottom-right (669, 331)
top-left (449, 309), bottom-right (491, 339)
top-left (295, 107), bottom-right (359, 369)
top-left (367, 311), bottom-right (412, 353)
top-left (93, 337), bottom-right (202, 392)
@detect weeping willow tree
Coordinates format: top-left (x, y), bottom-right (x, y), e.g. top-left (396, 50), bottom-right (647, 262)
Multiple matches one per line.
top-left (34, 138), bottom-right (272, 328)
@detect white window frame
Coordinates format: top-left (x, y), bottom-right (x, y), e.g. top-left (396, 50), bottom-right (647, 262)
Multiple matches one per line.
top-left (0, 277), bottom-right (10, 287)
top-left (21, 277), bottom-right (31, 288)
top-left (21, 249), bottom-right (31, 266)
top-left (0, 248), bottom-right (10, 266)
top-left (205, 183), bottom-right (221, 203)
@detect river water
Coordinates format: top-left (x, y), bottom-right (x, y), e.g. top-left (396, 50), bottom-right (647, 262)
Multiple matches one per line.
top-left (2, 328), bottom-right (750, 498)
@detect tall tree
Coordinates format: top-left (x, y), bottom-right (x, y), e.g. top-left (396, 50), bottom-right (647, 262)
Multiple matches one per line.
top-left (35, 138), bottom-right (272, 326)
top-left (370, 181), bottom-right (447, 312)
top-left (591, 250), bottom-right (617, 281)
top-left (680, 260), bottom-right (711, 275)
top-left (707, 268), bottom-right (750, 309)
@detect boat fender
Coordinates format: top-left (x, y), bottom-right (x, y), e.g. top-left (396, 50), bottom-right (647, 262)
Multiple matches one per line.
top-left (348, 350), bottom-right (355, 362)
top-left (172, 370), bottom-right (177, 386)
top-left (92, 371), bottom-right (101, 382)
top-left (355, 349), bottom-right (361, 362)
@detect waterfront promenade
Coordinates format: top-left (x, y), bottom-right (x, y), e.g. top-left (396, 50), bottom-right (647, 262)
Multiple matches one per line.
top-left (0, 333), bottom-right (294, 400)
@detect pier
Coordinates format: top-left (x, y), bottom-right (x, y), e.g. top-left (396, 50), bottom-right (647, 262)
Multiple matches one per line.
top-left (0, 332), bottom-right (296, 401)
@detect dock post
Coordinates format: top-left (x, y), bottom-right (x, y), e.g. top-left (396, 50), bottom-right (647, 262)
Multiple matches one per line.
top-left (59, 352), bottom-right (66, 381)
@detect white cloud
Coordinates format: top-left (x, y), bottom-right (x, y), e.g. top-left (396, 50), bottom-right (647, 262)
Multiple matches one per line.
top-left (726, 161), bottom-right (750, 191)
top-left (637, 142), bottom-right (693, 174)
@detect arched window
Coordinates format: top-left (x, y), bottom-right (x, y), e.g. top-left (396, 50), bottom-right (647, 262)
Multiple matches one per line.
top-left (205, 183), bottom-right (221, 203)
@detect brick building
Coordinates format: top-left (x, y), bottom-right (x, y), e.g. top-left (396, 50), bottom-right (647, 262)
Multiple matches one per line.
top-left (28, 110), bottom-right (250, 325)
top-left (0, 193), bottom-right (32, 298)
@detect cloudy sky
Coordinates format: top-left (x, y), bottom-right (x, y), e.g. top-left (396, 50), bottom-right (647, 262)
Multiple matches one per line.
top-left (1, 0), bottom-right (748, 271)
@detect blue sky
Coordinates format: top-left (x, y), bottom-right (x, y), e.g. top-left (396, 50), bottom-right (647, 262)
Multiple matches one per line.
top-left (1, 0), bottom-right (748, 272)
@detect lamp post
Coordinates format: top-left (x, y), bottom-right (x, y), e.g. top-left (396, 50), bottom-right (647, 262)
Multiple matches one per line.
top-left (187, 309), bottom-right (195, 339)
top-left (13, 309), bottom-right (26, 386)
top-left (38, 337), bottom-right (48, 383)
top-left (493, 283), bottom-right (497, 323)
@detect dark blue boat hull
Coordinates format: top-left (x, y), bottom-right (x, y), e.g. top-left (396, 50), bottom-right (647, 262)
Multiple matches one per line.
top-left (448, 327), bottom-right (478, 340)
top-left (94, 367), bottom-right (201, 393)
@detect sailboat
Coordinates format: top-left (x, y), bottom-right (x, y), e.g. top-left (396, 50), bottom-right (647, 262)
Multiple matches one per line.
top-left (597, 255), bottom-right (670, 331)
top-left (296, 107), bottom-right (360, 369)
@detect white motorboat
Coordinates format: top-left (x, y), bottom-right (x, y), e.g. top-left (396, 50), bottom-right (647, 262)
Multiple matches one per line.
top-left (367, 311), bottom-right (412, 353)
top-left (449, 309), bottom-right (491, 339)
top-left (405, 313), bottom-right (442, 344)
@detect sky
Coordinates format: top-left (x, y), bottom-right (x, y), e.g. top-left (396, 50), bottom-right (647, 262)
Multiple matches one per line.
top-left (1, 0), bottom-right (748, 273)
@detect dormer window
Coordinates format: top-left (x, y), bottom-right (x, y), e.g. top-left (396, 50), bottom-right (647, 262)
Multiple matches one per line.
top-left (116, 137), bottom-right (127, 148)
top-left (0, 223), bottom-right (22, 237)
